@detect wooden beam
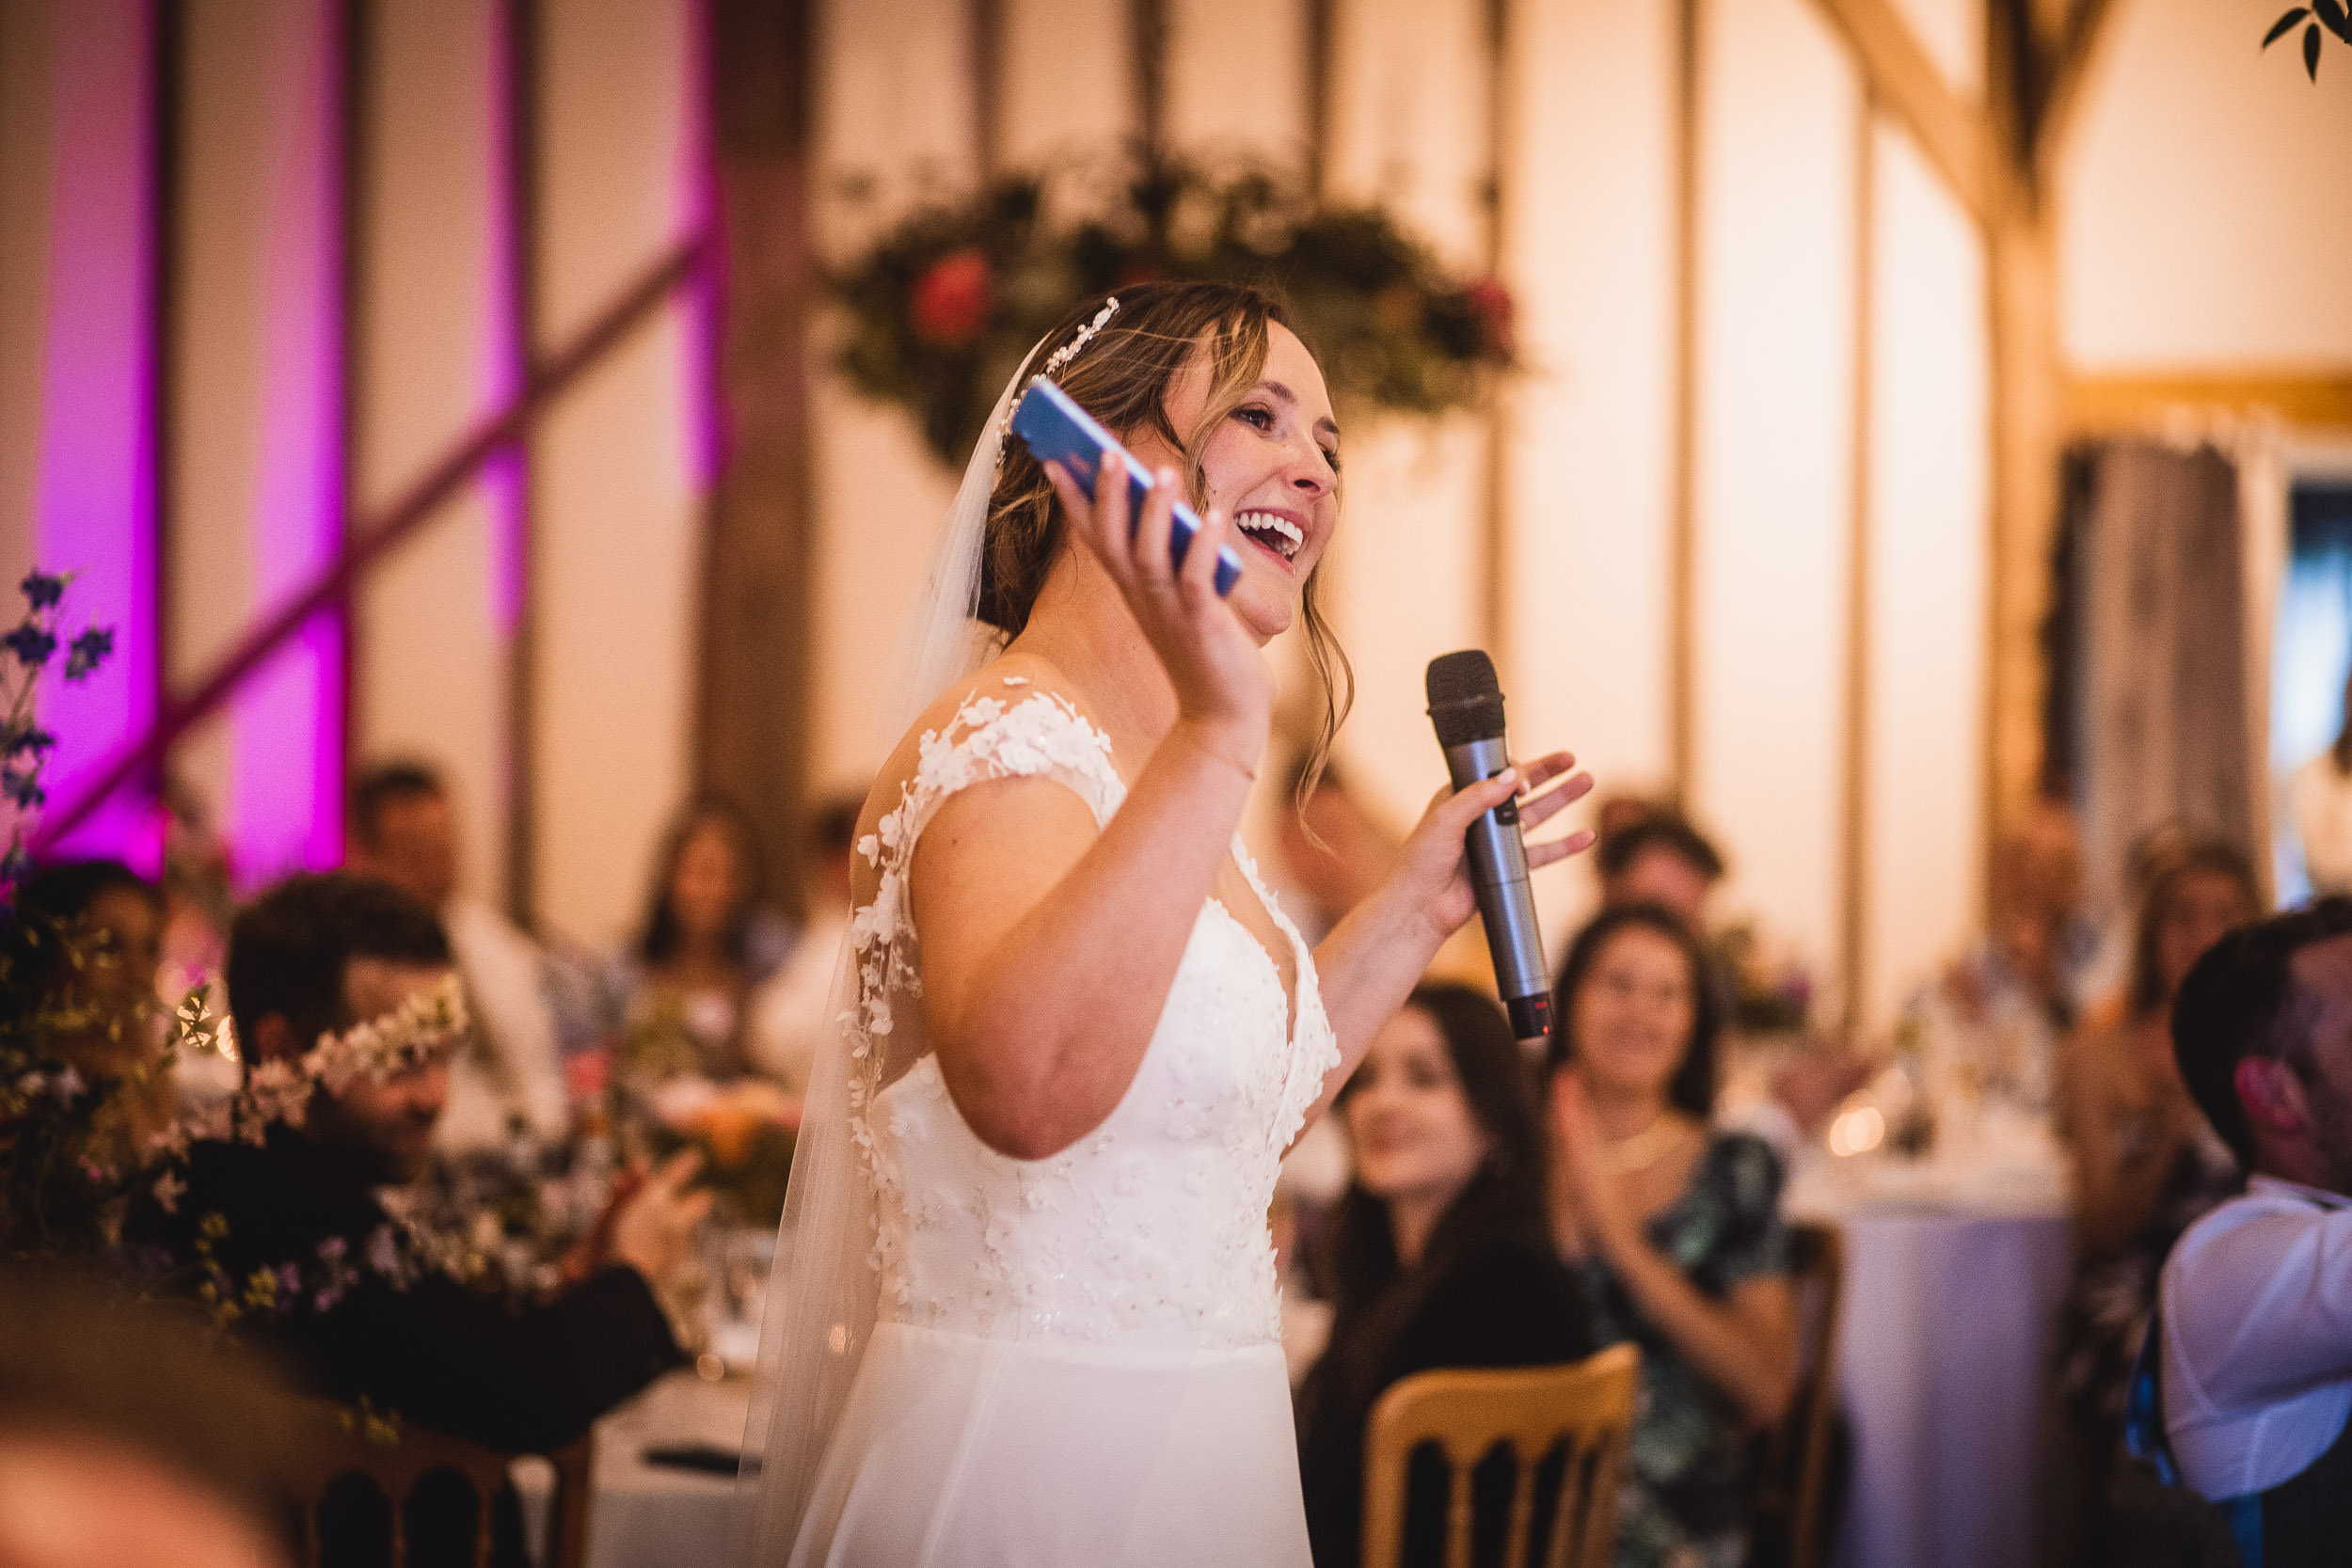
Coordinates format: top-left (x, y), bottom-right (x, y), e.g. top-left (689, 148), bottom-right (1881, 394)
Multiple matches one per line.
top-left (700, 0), bottom-right (817, 915)
top-left (1666, 0), bottom-right (1702, 802)
top-left (2064, 372), bottom-right (2352, 436)
top-left (2032, 0), bottom-right (2121, 191)
top-left (1807, 0), bottom-right (1995, 224)
top-left (1839, 99), bottom-right (1877, 1036)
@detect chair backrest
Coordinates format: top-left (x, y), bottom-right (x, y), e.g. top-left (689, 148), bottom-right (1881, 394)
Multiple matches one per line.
top-left (1361, 1343), bottom-right (1642, 1568)
top-left (1752, 1221), bottom-right (1847, 1568)
top-left (278, 1402), bottom-right (593, 1568)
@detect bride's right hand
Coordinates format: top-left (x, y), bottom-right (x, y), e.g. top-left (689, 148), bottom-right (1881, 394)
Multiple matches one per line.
top-left (1046, 452), bottom-right (1273, 771)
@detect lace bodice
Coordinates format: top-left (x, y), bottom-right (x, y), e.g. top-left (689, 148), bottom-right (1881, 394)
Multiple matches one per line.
top-left (846, 686), bottom-right (1338, 1351)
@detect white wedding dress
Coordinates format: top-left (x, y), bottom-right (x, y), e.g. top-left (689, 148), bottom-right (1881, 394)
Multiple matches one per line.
top-left (782, 684), bottom-right (1337, 1567)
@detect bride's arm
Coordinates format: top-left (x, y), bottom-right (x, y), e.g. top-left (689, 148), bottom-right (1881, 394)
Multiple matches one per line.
top-left (911, 455), bottom-right (1269, 1162)
top-left (1302, 756), bottom-right (1595, 1133)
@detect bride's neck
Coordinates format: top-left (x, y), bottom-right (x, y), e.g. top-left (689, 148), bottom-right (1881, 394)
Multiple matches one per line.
top-left (1009, 551), bottom-right (1180, 755)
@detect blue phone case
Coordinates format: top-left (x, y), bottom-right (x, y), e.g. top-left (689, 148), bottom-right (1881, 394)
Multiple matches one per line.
top-left (1009, 378), bottom-right (1244, 596)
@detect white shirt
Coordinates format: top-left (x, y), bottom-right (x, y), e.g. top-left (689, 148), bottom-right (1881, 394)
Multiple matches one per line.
top-left (2159, 1174), bottom-right (2352, 1498)
top-left (434, 899), bottom-right (569, 1153)
top-left (745, 903), bottom-right (846, 1097)
top-left (2292, 753), bottom-right (2352, 897)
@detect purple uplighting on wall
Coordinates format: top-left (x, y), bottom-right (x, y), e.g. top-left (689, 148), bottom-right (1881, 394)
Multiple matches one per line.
top-left (35, 1), bottom-right (162, 874)
top-left (230, 0), bottom-right (346, 880)
top-left (485, 0), bottom-right (529, 638)
top-left (678, 0), bottom-right (723, 494)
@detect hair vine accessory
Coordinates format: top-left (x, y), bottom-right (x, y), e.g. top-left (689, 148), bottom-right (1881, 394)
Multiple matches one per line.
top-left (993, 296), bottom-right (1120, 467)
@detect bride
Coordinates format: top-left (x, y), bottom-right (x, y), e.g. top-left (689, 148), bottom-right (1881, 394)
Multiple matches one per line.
top-left (739, 280), bottom-right (1592, 1566)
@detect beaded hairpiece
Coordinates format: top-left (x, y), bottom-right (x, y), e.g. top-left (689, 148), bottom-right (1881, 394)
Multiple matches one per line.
top-left (993, 296), bottom-right (1120, 465)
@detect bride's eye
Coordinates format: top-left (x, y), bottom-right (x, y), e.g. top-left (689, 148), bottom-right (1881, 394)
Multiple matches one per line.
top-left (1319, 445), bottom-right (1342, 476)
top-left (1233, 404), bottom-right (1275, 432)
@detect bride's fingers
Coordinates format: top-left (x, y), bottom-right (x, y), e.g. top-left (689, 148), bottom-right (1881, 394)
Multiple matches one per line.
top-left (1511, 751), bottom-right (1579, 798)
top-left (1526, 828), bottom-right (1598, 869)
top-left (1046, 460), bottom-right (1122, 580)
top-left (1092, 453), bottom-right (1139, 581)
top-left (1179, 502), bottom-right (1230, 604)
top-left (1516, 769), bottom-right (1596, 831)
top-left (1131, 467), bottom-right (1182, 587)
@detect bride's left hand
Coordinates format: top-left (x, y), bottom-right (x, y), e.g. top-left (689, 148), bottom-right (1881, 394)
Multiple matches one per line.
top-left (1387, 751), bottom-right (1596, 943)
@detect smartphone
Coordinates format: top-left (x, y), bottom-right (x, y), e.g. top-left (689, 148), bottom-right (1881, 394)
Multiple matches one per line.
top-left (1009, 378), bottom-right (1244, 596)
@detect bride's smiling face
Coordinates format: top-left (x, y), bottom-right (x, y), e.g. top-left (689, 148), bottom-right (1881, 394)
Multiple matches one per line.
top-left (1125, 322), bottom-right (1341, 642)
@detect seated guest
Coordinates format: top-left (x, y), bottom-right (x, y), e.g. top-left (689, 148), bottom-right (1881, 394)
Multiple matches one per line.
top-left (124, 872), bottom-right (704, 1453)
top-left (2055, 835), bottom-right (2255, 1538)
top-left (1594, 810), bottom-right (1724, 932)
top-left (1296, 984), bottom-right (1590, 1568)
top-left (746, 792), bottom-right (865, 1099)
top-left (609, 798), bottom-right (790, 1082)
top-left (2148, 898), bottom-right (2352, 1559)
top-left (1545, 906), bottom-right (1796, 1568)
top-left (347, 761), bottom-right (567, 1152)
top-left (8, 861), bottom-right (174, 1171)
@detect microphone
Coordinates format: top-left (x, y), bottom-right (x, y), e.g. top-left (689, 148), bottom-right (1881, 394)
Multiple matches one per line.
top-left (1426, 651), bottom-right (1550, 1041)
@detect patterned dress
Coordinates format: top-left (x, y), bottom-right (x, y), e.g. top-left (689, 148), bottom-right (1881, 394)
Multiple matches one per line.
top-left (1575, 1132), bottom-right (1790, 1568)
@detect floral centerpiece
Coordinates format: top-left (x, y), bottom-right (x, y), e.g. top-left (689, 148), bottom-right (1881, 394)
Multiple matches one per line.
top-left (831, 149), bottom-right (1517, 465)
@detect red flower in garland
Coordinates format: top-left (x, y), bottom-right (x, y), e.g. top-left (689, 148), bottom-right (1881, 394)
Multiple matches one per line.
top-left (911, 249), bottom-right (993, 347)
top-left (1466, 277), bottom-right (1516, 360)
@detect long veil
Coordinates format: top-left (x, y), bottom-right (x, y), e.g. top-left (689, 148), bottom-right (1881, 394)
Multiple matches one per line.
top-left (731, 344), bottom-right (1046, 1564)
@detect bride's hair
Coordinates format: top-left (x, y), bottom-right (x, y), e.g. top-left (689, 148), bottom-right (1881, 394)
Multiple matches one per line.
top-left (980, 279), bottom-right (1354, 812)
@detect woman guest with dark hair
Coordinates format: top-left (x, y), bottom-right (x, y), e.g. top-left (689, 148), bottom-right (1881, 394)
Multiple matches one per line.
top-left (610, 799), bottom-right (793, 1080)
top-left (1546, 905), bottom-right (1797, 1568)
top-left (1297, 984), bottom-right (1590, 1567)
top-left (2051, 835), bottom-right (2258, 1555)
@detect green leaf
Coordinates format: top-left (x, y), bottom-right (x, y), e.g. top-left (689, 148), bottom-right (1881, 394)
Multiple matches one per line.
top-left (2308, 20), bottom-right (2324, 76)
top-left (2265, 7), bottom-right (2311, 46)
top-left (2317, 0), bottom-right (2352, 41)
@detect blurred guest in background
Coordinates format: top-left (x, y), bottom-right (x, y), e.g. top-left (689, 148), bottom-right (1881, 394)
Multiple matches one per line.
top-left (0, 1270), bottom-right (298, 1568)
top-left (746, 792), bottom-right (865, 1099)
top-left (1274, 758), bottom-right (1398, 946)
top-left (1296, 984), bottom-right (1589, 1568)
top-left (1952, 796), bottom-right (2098, 1033)
top-left (610, 799), bottom-right (791, 1083)
top-left (2146, 900), bottom-right (2352, 1561)
top-left (1547, 906), bottom-right (1796, 1568)
top-left (2052, 836), bottom-right (2256, 1559)
top-left (124, 872), bottom-right (702, 1453)
top-left (9, 861), bottom-right (174, 1169)
top-left (347, 761), bottom-right (566, 1151)
top-left (1595, 810), bottom-right (1724, 933)
top-left (2289, 668), bottom-right (2352, 896)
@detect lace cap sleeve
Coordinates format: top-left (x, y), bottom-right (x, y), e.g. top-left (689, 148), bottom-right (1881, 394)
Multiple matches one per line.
top-left (862, 689), bottom-right (1123, 875)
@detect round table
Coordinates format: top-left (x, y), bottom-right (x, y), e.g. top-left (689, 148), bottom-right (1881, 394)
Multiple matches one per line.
top-left (586, 1370), bottom-right (752, 1568)
top-left (1788, 1159), bottom-right (2074, 1568)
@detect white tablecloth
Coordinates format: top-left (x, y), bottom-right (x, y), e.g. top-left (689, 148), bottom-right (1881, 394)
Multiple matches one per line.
top-left (1791, 1162), bottom-right (2074, 1568)
top-left (586, 1371), bottom-right (752, 1568)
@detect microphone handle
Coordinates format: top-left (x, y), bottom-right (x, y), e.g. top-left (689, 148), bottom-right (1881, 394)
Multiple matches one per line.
top-left (1441, 736), bottom-right (1551, 1039)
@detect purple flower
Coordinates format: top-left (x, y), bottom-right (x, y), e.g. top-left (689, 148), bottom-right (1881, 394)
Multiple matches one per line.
top-left (2, 623), bottom-right (56, 669)
top-left (316, 1234), bottom-right (348, 1263)
top-left (277, 1263), bottom-right (303, 1298)
top-left (18, 571), bottom-right (64, 610)
top-left (2, 767), bottom-right (43, 809)
top-left (65, 626), bottom-right (112, 682)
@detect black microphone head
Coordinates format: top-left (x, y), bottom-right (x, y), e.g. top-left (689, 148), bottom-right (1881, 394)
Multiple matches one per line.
top-left (1426, 650), bottom-right (1506, 746)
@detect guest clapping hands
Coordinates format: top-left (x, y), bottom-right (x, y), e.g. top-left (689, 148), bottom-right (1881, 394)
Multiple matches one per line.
top-left (1297, 985), bottom-right (1589, 1568)
top-left (1546, 906), bottom-right (1797, 1568)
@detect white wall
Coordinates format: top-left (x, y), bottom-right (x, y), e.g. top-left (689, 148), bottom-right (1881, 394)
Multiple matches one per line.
top-left (532, 0), bottom-right (702, 947)
top-left (2060, 0), bottom-right (2352, 371)
top-left (352, 0), bottom-right (508, 911)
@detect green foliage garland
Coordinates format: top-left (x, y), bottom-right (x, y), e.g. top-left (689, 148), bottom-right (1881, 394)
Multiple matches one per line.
top-left (830, 151), bottom-right (1517, 466)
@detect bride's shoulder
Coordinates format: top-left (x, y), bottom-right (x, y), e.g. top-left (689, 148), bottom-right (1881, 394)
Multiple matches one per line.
top-left (862, 656), bottom-right (1112, 823)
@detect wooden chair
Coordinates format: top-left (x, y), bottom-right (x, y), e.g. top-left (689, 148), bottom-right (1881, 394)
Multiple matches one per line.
top-left (278, 1401), bottom-right (593, 1568)
top-left (1751, 1222), bottom-right (1847, 1568)
top-left (1361, 1343), bottom-right (1642, 1568)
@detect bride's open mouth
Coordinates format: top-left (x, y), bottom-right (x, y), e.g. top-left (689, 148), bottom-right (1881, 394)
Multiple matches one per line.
top-left (1233, 510), bottom-right (1304, 569)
